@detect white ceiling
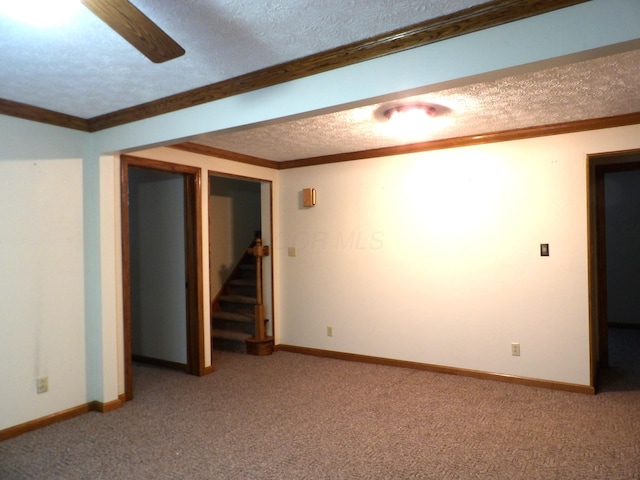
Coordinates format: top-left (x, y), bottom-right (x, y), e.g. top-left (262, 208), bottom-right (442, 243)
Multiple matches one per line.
top-left (1, 0), bottom-right (639, 162)
top-left (192, 49), bottom-right (640, 161)
top-left (0, 0), bottom-right (485, 118)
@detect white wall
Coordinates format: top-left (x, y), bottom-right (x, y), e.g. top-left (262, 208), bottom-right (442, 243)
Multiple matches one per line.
top-left (278, 124), bottom-right (640, 387)
top-left (2, 0), bottom-right (639, 433)
top-left (605, 167), bottom-right (640, 326)
top-left (0, 116), bottom-right (90, 429)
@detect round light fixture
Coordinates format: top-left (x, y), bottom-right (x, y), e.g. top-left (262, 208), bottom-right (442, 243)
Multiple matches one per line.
top-left (382, 103), bottom-right (437, 122)
top-left (373, 101), bottom-right (450, 139)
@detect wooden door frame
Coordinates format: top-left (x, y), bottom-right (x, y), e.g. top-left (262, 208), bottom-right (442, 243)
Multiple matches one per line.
top-left (207, 171), bottom-right (275, 340)
top-left (587, 149), bottom-right (640, 389)
top-left (121, 154), bottom-right (206, 401)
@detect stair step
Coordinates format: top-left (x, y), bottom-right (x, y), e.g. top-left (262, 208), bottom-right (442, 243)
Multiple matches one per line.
top-left (211, 311), bottom-right (253, 323)
top-left (212, 329), bottom-right (252, 342)
top-left (238, 264), bottom-right (257, 279)
top-left (219, 295), bottom-right (256, 305)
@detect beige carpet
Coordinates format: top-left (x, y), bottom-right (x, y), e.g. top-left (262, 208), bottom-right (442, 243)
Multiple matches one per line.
top-left (1, 329), bottom-right (639, 479)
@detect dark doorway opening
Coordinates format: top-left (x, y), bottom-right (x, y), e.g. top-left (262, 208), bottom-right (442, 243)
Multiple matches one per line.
top-left (208, 172), bottom-right (274, 356)
top-left (589, 150), bottom-right (640, 392)
top-left (121, 155), bottom-right (205, 401)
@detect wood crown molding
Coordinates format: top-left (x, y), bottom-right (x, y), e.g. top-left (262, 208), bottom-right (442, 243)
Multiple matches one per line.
top-left (170, 112), bottom-right (640, 170)
top-left (0, 98), bottom-right (90, 132)
top-left (169, 142), bottom-right (281, 170)
top-left (276, 344), bottom-right (595, 395)
top-left (0, 0), bottom-right (587, 131)
top-left (278, 112), bottom-right (640, 169)
top-left (87, 0), bottom-right (588, 131)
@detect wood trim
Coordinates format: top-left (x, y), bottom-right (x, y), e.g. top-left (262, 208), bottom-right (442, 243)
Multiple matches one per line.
top-left (587, 156), bottom-right (598, 387)
top-left (0, 395), bottom-right (127, 441)
top-left (120, 155), bottom-right (208, 400)
top-left (170, 143), bottom-right (280, 170)
top-left (89, 397), bottom-right (124, 413)
top-left (84, 0), bottom-right (588, 131)
top-left (275, 345), bottom-right (595, 395)
top-left (120, 160), bottom-right (133, 401)
top-left (279, 113), bottom-right (640, 169)
top-left (195, 172), bottom-right (207, 375)
top-left (0, 404), bottom-right (91, 441)
top-left (173, 113), bottom-right (640, 170)
top-left (132, 354), bottom-right (188, 372)
top-left (184, 168), bottom-right (208, 376)
top-left (121, 154), bottom-right (201, 174)
top-left (595, 164), bottom-right (609, 369)
top-left (267, 182), bottom-right (276, 341)
top-left (0, 98), bottom-right (90, 131)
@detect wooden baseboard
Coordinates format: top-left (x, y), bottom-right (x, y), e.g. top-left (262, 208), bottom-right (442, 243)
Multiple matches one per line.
top-left (90, 395), bottom-right (125, 413)
top-left (0, 404), bottom-right (91, 441)
top-left (275, 344), bottom-right (595, 395)
top-left (1, 394), bottom-right (127, 441)
top-left (132, 354), bottom-right (188, 371)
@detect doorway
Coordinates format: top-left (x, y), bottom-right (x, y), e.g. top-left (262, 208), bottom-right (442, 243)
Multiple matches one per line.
top-left (121, 155), bottom-right (204, 401)
top-left (588, 149), bottom-right (640, 390)
top-left (208, 172), bottom-right (274, 353)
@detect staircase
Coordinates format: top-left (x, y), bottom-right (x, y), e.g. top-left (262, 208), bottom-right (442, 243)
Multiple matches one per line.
top-left (211, 248), bottom-right (258, 353)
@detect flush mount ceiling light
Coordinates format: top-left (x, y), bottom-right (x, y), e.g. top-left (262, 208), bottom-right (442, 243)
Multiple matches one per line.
top-left (382, 103), bottom-right (438, 122)
top-left (374, 102), bottom-right (450, 139)
top-left (374, 102), bottom-right (449, 125)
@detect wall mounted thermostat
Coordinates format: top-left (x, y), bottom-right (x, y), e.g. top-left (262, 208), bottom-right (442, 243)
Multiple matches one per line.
top-left (540, 243), bottom-right (549, 256)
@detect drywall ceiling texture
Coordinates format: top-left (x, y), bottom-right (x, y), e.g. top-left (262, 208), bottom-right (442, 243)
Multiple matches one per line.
top-left (0, 0), bottom-right (486, 117)
top-left (191, 49), bottom-right (640, 161)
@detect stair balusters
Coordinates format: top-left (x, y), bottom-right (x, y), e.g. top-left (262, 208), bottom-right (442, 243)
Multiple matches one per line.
top-left (245, 238), bottom-right (274, 355)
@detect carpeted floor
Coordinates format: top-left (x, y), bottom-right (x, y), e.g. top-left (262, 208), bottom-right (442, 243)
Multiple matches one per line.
top-left (1, 328), bottom-right (639, 479)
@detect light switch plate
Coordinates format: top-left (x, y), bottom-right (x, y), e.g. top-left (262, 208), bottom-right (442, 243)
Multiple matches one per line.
top-left (540, 243), bottom-right (549, 256)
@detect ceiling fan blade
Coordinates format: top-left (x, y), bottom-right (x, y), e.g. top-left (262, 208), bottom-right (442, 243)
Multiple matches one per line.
top-left (81, 0), bottom-right (185, 63)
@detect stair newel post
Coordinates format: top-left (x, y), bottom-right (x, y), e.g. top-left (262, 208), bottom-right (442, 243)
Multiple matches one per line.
top-left (254, 238), bottom-right (265, 340)
top-left (245, 237), bottom-right (274, 355)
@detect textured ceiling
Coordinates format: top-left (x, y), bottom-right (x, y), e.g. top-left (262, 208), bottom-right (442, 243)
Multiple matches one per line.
top-left (190, 49), bottom-right (640, 161)
top-left (0, 0), bottom-right (485, 118)
top-left (1, 1), bottom-right (639, 163)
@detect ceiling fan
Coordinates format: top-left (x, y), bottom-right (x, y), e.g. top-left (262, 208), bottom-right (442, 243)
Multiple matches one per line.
top-left (81, 0), bottom-right (185, 63)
